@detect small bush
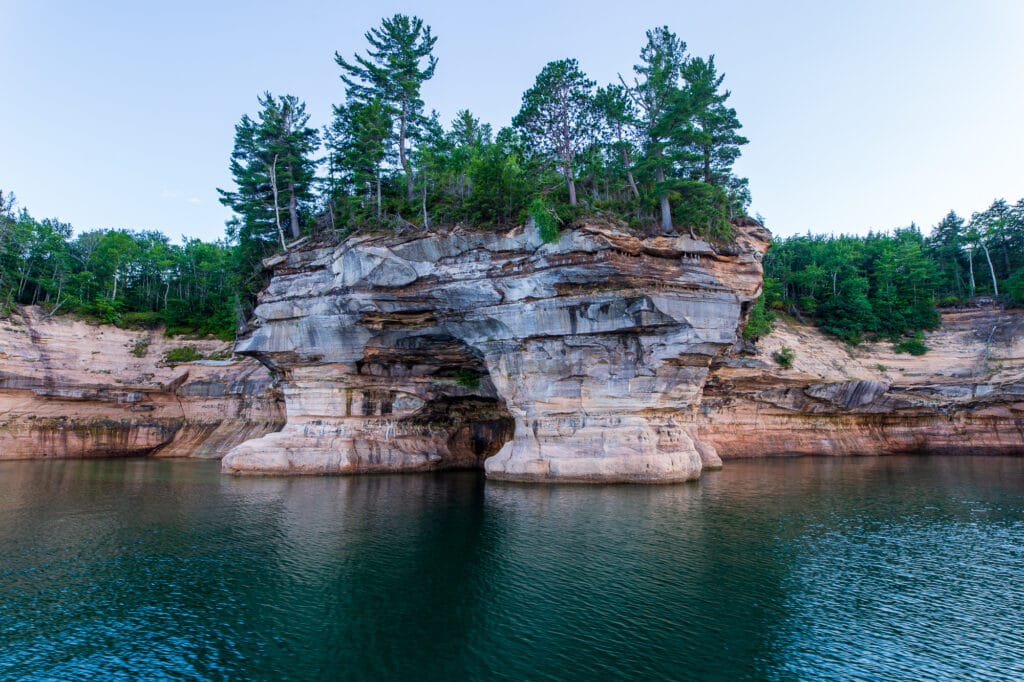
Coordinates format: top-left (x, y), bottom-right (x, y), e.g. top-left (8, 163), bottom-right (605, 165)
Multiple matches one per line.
top-left (454, 369), bottom-right (481, 390)
top-left (894, 333), bottom-right (928, 356)
top-left (130, 339), bottom-right (150, 358)
top-left (742, 295), bottom-right (775, 341)
top-left (773, 346), bottom-right (795, 368)
top-left (163, 346), bottom-right (204, 364)
top-left (119, 311), bottom-right (162, 329)
top-left (529, 197), bottom-right (561, 244)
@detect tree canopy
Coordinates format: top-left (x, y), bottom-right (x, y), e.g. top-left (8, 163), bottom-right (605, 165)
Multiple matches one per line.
top-left (6, 15), bottom-right (1020, 348)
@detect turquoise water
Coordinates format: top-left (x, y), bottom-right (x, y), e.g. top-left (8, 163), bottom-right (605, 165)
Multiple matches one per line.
top-left (1, 456), bottom-right (1022, 680)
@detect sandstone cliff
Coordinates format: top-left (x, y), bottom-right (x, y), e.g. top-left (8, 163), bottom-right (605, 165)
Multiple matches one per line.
top-left (0, 307), bottom-right (285, 459)
top-left (700, 308), bottom-right (1024, 458)
top-left (223, 221), bottom-right (769, 481)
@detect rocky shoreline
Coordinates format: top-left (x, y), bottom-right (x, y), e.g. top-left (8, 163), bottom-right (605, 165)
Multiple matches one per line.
top-left (2, 223), bottom-right (1021, 482)
top-left (0, 307), bottom-right (284, 460)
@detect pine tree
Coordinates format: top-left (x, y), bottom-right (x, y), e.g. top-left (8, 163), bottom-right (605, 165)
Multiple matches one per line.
top-left (328, 97), bottom-right (393, 219)
top-left (620, 28), bottom-right (692, 233)
top-left (335, 14), bottom-right (437, 202)
top-left (594, 84), bottom-right (641, 201)
top-left (218, 94), bottom-right (319, 250)
top-left (256, 93), bottom-right (320, 241)
top-left (513, 59), bottom-right (596, 206)
top-left (681, 55), bottom-right (748, 190)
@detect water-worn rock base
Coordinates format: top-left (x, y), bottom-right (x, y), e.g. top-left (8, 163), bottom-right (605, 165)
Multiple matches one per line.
top-left (224, 220), bottom-right (768, 481)
top-left (0, 307), bottom-right (285, 459)
top-left (698, 308), bottom-right (1024, 458)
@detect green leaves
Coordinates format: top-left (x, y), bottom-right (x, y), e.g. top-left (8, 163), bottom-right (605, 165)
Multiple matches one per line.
top-left (513, 59), bottom-right (597, 206)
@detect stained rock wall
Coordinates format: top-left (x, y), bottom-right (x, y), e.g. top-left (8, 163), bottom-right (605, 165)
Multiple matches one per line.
top-left (0, 307), bottom-right (285, 459)
top-left (699, 309), bottom-right (1024, 458)
top-left (223, 221), bottom-right (769, 481)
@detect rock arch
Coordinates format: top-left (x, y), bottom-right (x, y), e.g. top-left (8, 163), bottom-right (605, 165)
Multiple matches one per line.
top-left (222, 221), bottom-right (768, 481)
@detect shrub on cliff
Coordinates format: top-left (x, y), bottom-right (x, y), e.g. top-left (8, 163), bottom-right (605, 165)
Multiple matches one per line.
top-left (893, 332), bottom-right (928, 356)
top-left (742, 294), bottom-right (775, 341)
top-left (163, 346), bottom-right (204, 364)
top-left (773, 346), bottom-right (795, 368)
top-left (529, 198), bottom-right (562, 244)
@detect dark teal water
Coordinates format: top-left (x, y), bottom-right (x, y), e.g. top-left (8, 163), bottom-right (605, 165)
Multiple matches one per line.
top-left (1, 456), bottom-right (1022, 681)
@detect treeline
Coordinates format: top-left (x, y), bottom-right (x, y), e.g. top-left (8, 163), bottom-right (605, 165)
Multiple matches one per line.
top-left (745, 198), bottom-right (1024, 351)
top-left (0, 190), bottom-right (237, 339)
top-left (218, 15), bottom-right (752, 289)
top-left (1, 17), bottom-right (751, 338)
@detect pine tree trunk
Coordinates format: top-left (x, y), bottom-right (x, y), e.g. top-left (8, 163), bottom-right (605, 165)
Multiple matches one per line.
top-left (967, 247), bottom-right (976, 297)
top-left (287, 176), bottom-right (300, 240)
top-left (401, 101), bottom-right (413, 201)
top-left (622, 148), bottom-right (640, 201)
top-left (421, 177), bottom-right (429, 230)
top-left (981, 242), bottom-right (999, 296)
top-left (656, 165), bottom-right (672, 234)
top-left (567, 174), bottom-right (578, 207)
top-left (268, 156), bottom-right (287, 251)
top-left (376, 170), bottom-right (382, 219)
top-left (288, 183), bottom-right (299, 241)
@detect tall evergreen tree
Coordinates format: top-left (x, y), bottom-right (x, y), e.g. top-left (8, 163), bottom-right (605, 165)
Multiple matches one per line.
top-left (621, 27), bottom-right (691, 233)
top-left (594, 84), bottom-right (641, 201)
top-left (513, 59), bottom-right (596, 206)
top-left (335, 14), bottom-right (437, 202)
top-left (681, 55), bottom-right (748, 189)
top-left (328, 97), bottom-right (393, 219)
top-left (218, 93), bottom-right (319, 250)
top-left (257, 93), bottom-right (320, 241)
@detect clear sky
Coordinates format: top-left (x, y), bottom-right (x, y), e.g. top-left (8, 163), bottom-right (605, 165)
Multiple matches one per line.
top-left (2, 0), bottom-right (1022, 242)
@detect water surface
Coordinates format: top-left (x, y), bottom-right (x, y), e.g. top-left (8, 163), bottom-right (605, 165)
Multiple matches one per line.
top-left (1, 456), bottom-right (1021, 680)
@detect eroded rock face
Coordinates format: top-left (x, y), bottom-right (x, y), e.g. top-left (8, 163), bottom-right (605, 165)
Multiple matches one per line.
top-left (223, 221), bottom-right (769, 481)
top-left (0, 307), bottom-right (285, 459)
top-left (699, 309), bottom-right (1024, 458)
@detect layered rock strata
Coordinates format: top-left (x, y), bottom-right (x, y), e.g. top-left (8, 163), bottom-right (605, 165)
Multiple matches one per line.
top-left (699, 308), bottom-right (1024, 458)
top-left (223, 221), bottom-right (769, 481)
top-left (0, 307), bottom-right (285, 459)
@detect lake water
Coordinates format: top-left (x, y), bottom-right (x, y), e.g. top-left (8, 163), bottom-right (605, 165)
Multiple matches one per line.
top-left (1, 456), bottom-right (1022, 680)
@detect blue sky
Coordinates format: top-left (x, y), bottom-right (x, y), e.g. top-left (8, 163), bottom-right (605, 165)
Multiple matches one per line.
top-left (2, 0), bottom-right (1022, 241)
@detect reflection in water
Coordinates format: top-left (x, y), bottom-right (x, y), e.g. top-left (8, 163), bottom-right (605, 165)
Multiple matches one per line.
top-left (0, 456), bottom-right (1021, 680)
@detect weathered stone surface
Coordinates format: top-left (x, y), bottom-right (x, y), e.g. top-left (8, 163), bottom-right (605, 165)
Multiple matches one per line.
top-left (698, 308), bottom-right (1024, 458)
top-left (0, 307), bottom-right (285, 459)
top-left (223, 221), bottom-right (770, 481)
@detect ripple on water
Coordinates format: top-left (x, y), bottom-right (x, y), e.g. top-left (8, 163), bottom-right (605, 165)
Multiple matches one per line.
top-left (0, 456), bottom-right (1021, 680)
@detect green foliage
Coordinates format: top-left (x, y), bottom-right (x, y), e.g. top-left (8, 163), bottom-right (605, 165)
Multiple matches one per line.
top-left (454, 369), bottom-right (481, 390)
top-left (529, 197), bottom-right (562, 244)
top-left (672, 180), bottom-right (733, 241)
top-left (513, 59), bottom-right (596, 206)
top-left (742, 294), bottom-right (775, 341)
top-left (163, 346), bottom-right (205, 364)
top-left (765, 226), bottom-right (944, 344)
top-left (773, 346), bottom-right (795, 369)
top-left (0, 192), bottom-right (238, 339)
top-left (317, 22), bottom-right (753, 238)
top-left (894, 332), bottom-right (928, 356)
top-left (130, 339), bottom-right (150, 358)
top-left (1007, 271), bottom-right (1024, 306)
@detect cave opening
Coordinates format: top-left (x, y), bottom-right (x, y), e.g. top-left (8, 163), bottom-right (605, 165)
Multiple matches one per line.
top-left (359, 331), bottom-right (514, 471)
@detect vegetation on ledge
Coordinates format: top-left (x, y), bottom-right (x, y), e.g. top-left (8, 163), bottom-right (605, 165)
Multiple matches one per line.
top-left (744, 199), bottom-right (1024, 350)
top-left (218, 16), bottom-right (752, 290)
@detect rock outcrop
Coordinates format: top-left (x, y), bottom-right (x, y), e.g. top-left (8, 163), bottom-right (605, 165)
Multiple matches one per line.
top-left (223, 221), bottom-right (769, 481)
top-left (699, 308), bottom-right (1024, 458)
top-left (0, 307), bottom-right (285, 459)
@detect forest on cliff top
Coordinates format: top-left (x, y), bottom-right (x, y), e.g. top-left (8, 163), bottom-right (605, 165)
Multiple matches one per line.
top-left (1, 14), bottom-right (1021, 349)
